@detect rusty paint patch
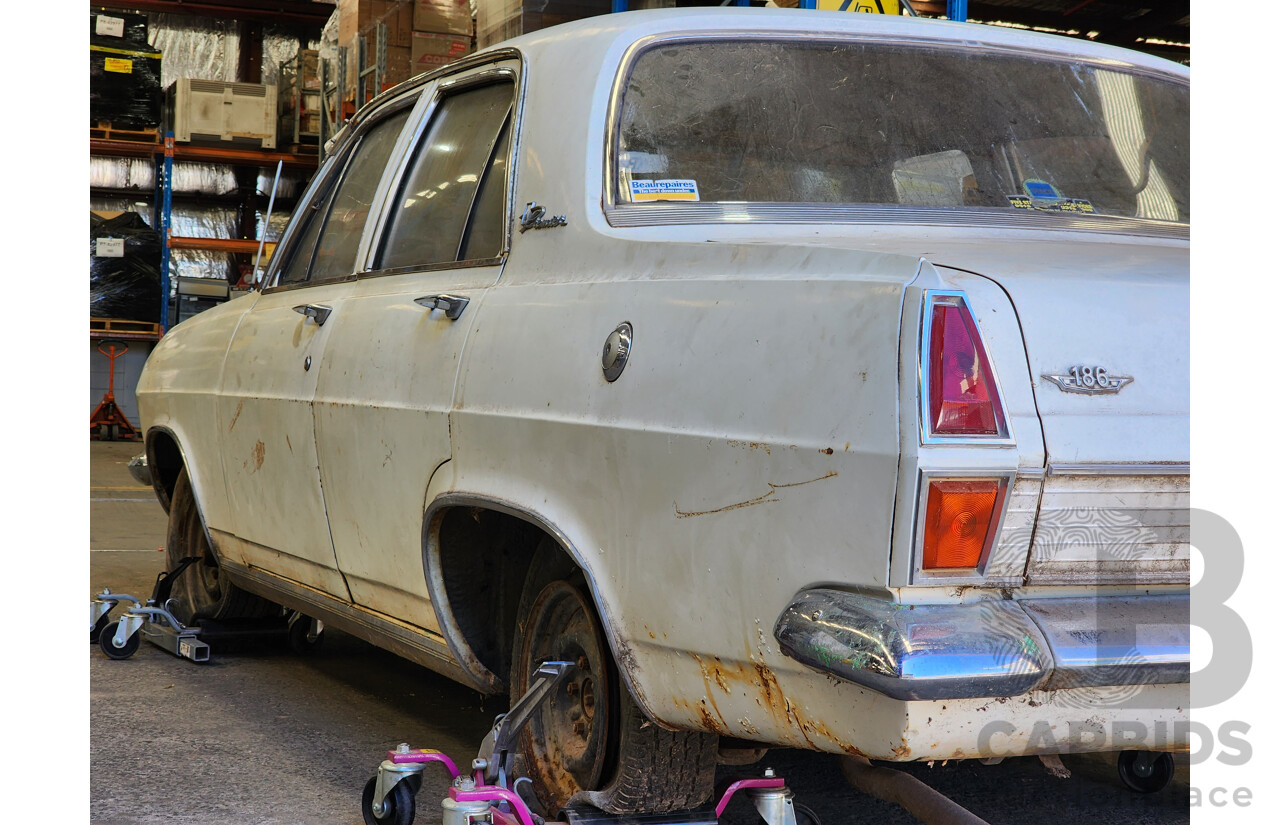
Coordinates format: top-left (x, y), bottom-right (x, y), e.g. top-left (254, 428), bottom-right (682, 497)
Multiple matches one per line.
top-left (250, 440), bottom-right (265, 472)
top-left (286, 434), bottom-right (292, 453)
top-left (228, 399), bottom-right (244, 431)
top-left (821, 447), bottom-right (834, 455)
top-left (891, 743), bottom-right (912, 759)
top-left (675, 472), bottom-right (838, 519)
top-left (727, 440), bottom-right (771, 455)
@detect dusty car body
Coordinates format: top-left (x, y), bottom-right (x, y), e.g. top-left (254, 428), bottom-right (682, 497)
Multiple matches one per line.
top-left (136, 8), bottom-right (1190, 813)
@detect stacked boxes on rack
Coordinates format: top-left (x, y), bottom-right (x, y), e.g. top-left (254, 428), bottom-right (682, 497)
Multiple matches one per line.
top-left (475, 0), bottom-right (612, 50)
top-left (411, 0), bottom-right (473, 76)
top-left (338, 0), bottom-right (474, 106)
top-left (90, 10), bottom-right (163, 131)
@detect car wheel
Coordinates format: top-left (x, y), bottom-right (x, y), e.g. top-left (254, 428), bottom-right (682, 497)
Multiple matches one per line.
top-left (166, 467), bottom-right (278, 624)
top-left (1116, 750), bottom-right (1174, 793)
top-left (510, 557), bottom-right (717, 817)
top-left (98, 621), bottom-right (140, 660)
top-left (361, 775), bottom-right (415, 825)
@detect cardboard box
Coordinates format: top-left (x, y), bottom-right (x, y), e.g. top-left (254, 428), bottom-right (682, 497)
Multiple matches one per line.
top-left (340, 0), bottom-right (415, 48)
top-left (414, 0), bottom-right (472, 37)
top-left (476, 0), bottom-right (608, 49)
top-left (411, 31), bottom-right (472, 73)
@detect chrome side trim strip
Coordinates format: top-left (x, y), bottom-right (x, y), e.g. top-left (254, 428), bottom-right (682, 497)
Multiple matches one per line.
top-left (1048, 463), bottom-right (1191, 477)
top-left (219, 558), bottom-right (477, 690)
top-left (603, 203), bottom-right (1189, 238)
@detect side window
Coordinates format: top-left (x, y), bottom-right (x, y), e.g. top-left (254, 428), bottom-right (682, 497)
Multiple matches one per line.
top-left (276, 108), bottom-right (411, 287)
top-left (309, 109), bottom-right (412, 282)
top-left (377, 81), bottom-right (514, 270)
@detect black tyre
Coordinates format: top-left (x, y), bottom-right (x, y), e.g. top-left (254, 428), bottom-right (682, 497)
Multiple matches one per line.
top-left (1117, 751), bottom-right (1174, 793)
top-left (91, 612), bottom-right (112, 644)
top-left (510, 547), bottom-right (717, 817)
top-left (98, 621), bottom-right (140, 660)
top-left (166, 467), bottom-right (278, 624)
top-left (361, 775), bottom-right (415, 825)
top-left (288, 615), bottom-right (325, 655)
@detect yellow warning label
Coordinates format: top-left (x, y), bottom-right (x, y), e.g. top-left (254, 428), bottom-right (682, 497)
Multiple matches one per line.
top-left (817, 0), bottom-right (900, 13)
top-left (103, 58), bottom-right (133, 74)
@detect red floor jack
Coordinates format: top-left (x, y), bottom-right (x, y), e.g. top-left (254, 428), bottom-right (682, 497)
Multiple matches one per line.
top-left (363, 662), bottom-right (821, 825)
top-left (90, 340), bottom-right (138, 441)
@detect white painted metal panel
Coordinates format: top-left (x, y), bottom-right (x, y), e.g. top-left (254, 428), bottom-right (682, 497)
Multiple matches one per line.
top-left (217, 283), bottom-right (355, 598)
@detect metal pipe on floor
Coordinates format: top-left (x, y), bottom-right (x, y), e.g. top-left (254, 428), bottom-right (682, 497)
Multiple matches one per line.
top-left (840, 756), bottom-right (991, 825)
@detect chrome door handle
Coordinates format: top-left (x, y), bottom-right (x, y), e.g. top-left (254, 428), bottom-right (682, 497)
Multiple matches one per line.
top-left (293, 304), bottom-right (333, 326)
top-left (414, 294), bottom-right (469, 320)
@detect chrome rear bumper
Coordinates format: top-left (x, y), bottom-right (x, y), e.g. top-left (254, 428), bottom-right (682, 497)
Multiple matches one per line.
top-left (773, 589), bottom-right (1188, 701)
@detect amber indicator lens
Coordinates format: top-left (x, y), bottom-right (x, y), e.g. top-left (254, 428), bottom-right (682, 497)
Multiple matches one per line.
top-left (921, 479), bottom-right (1001, 569)
top-left (929, 302), bottom-right (1004, 436)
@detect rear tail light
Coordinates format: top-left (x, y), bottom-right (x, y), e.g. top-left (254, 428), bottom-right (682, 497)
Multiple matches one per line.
top-left (921, 478), bottom-right (1004, 570)
top-left (924, 293), bottom-right (1007, 438)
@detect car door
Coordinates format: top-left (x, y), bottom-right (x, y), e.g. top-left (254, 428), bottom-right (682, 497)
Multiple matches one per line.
top-left (215, 99), bottom-right (417, 597)
top-left (310, 62), bottom-right (519, 630)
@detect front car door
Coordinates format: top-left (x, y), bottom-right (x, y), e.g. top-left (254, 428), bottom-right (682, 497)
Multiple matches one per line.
top-left (214, 99), bottom-right (417, 596)
top-left (311, 61), bottom-right (520, 629)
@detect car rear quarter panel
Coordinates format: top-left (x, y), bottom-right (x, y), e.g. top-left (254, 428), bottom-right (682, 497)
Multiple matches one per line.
top-left (449, 236), bottom-right (920, 745)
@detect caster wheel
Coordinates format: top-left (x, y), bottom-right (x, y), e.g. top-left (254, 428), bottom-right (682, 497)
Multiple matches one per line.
top-left (361, 775), bottom-right (415, 825)
top-left (91, 613), bottom-right (111, 645)
top-left (98, 621), bottom-right (140, 660)
top-left (1117, 751), bottom-right (1174, 793)
top-left (288, 616), bottom-right (325, 655)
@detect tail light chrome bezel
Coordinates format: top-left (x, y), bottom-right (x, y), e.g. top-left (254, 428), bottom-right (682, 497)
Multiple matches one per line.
top-left (910, 468), bottom-right (1017, 586)
top-left (918, 290), bottom-right (1014, 446)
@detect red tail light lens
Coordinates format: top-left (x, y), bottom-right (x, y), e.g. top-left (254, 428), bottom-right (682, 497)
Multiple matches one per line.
top-left (921, 479), bottom-right (1002, 570)
top-left (927, 298), bottom-right (1006, 436)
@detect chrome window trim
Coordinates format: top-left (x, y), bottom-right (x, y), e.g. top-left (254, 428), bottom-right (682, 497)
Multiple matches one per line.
top-left (1048, 462), bottom-right (1190, 476)
top-left (602, 32), bottom-right (1188, 235)
top-left (918, 290), bottom-right (1015, 446)
top-left (362, 64), bottom-right (523, 280)
top-left (263, 92), bottom-right (422, 294)
top-left (909, 468), bottom-right (1018, 586)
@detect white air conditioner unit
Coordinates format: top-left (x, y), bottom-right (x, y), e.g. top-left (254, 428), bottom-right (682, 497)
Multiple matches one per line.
top-left (168, 79), bottom-right (278, 149)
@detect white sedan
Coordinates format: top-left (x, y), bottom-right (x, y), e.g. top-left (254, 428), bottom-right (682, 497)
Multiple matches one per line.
top-left (135, 8), bottom-right (1190, 816)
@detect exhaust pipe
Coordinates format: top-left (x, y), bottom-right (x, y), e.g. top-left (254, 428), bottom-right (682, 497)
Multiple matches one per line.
top-left (840, 756), bottom-right (990, 825)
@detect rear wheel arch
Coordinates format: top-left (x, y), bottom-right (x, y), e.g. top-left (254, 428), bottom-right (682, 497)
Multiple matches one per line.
top-left (422, 496), bottom-right (632, 699)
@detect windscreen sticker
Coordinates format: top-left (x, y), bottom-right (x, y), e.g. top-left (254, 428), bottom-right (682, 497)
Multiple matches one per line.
top-left (1021, 179), bottom-right (1062, 200)
top-left (630, 179), bottom-right (700, 202)
top-left (1008, 196), bottom-right (1096, 213)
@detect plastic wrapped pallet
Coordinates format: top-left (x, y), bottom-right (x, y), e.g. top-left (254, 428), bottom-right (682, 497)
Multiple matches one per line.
top-left (475, 0), bottom-right (609, 49)
top-left (90, 212), bottom-right (162, 323)
top-left (90, 32), bottom-right (163, 128)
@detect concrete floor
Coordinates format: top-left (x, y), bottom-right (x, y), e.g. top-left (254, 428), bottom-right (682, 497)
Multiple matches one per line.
top-left (89, 441), bottom-right (1190, 824)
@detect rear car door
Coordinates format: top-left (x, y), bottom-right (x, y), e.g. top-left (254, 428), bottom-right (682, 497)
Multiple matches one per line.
top-left (216, 100), bottom-right (416, 597)
top-left (311, 62), bottom-right (518, 629)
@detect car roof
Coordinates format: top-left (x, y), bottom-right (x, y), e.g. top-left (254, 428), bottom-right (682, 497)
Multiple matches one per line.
top-left (485, 7), bottom-right (1188, 80)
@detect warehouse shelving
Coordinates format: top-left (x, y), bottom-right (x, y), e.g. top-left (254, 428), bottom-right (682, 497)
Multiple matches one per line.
top-left (90, 131), bottom-right (318, 331)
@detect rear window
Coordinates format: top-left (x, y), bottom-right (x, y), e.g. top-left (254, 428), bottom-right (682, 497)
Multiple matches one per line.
top-left (615, 40), bottom-right (1188, 223)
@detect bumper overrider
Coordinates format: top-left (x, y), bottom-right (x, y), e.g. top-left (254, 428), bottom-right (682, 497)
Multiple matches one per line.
top-left (773, 589), bottom-right (1189, 701)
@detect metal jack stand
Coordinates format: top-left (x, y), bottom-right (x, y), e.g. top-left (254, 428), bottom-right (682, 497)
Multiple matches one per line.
top-left (92, 556), bottom-right (211, 662)
top-left (362, 661), bottom-right (819, 825)
top-left (89, 340), bottom-right (139, 441)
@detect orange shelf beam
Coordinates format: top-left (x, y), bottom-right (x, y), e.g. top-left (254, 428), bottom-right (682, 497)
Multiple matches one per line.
top-left (168, 237), bottom-right (278, 255)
